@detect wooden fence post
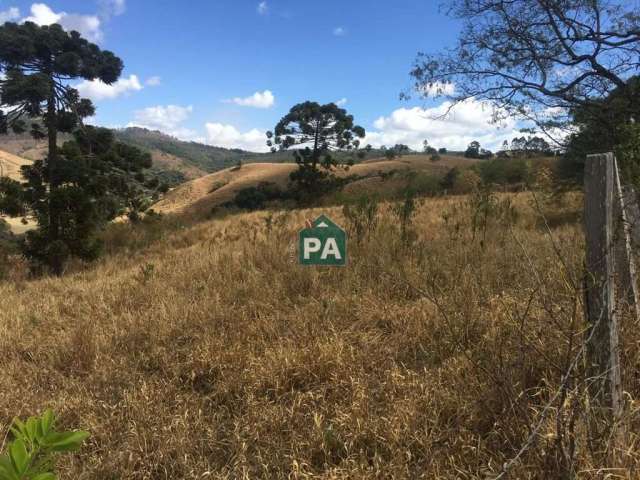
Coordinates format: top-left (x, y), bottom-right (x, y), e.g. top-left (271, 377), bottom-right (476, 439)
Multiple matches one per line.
top-left (613, 159), bottom-right (640, 321)
top-left (583, 153), bottom-right (622, 426)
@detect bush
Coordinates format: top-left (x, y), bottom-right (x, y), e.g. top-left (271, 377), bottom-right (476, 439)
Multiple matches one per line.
top-left (441, 167), bottom-right (460, 191)
top-left (0, 409), bottom-right (89, 480)
top-left (0, 219), bottom-right (17, 280)
top-left (393, 189), bottom-right (419, 245)
top-left (452, 169), bottom-right (481, 194)
top-left (407, 172), bottom-right (443, 197)
top-left (342, 194), bottom-right (380, 244)
top-left (233, 182), bottom-right (287, 211)
top-left (475, 157), bottom-right (530, 186)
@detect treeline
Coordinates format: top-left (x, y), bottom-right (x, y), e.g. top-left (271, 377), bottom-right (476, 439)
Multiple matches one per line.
top-left (464, 136), bottom-right (556, 159)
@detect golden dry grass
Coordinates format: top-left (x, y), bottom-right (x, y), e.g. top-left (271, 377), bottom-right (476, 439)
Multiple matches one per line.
top-left (150, 150), bottom-right (209, 180)
top-left (0, 136), bottom-right (48, 161)
top-left (0, 148), bottom-right (32, 181)
top-left (0, 149), bottom-right (38, 233)
top-left (1, 191), bottom-right (639, 478)
top-left (152, 155), bottom-right (477, 216)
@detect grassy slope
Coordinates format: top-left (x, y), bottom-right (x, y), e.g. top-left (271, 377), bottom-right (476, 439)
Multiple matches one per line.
top-left (0, 150), bottom-right (38, 233)
top-left (1, 192), bottom-right (637, 478)
top-left (149, 150), bottom-right (209, 180)
top-left (153, 155), bottom-right (478, 215)
top-left (0, 148), bottom-right (34, 181)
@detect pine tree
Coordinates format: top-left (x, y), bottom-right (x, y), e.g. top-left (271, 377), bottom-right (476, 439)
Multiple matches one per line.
top-left (267, 102), bottom-right (365, 201)
top-left (0, 22), bottom-right (126, 274)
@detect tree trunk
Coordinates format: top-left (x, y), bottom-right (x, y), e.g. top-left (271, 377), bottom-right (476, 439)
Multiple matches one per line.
top-left (312, 118), bottom-right (320, 169)
top-left (46, 83), bottom-right (63, 276)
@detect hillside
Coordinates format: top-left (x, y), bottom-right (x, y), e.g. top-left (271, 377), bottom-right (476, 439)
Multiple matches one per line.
top-left (0, 128), bottom-right (290, 183)
top-left (114, 127), bottom-right (294, 173)
top-left (0, 148), bottom-right (33, 181)
top-left (152, 154), bottom-right (477, 215)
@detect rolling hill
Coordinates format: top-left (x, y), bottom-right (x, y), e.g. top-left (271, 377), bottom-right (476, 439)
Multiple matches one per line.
top-left (0, 127), bottom-right (432, 186)
top-left (152, 155), bottom-right (478, 216)
top-left (0, 127), bottom-right (294, 183)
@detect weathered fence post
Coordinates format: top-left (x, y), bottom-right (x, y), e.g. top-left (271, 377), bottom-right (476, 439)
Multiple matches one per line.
top-left (583, 153), bottom-right (622, 427)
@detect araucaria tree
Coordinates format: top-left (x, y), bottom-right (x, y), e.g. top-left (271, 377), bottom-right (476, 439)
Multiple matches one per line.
top-left (267, 102), bottom-right (365, 200)
top-left (0, 22), bottom-right (133, 274)
top-left (410, 0), bottom-right (640, 142)
top-left (19, 127), bottom-right (152, 271)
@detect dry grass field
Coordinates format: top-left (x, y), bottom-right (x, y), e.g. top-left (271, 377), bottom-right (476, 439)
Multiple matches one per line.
top-left (1, 189), bottom-right (639, 478)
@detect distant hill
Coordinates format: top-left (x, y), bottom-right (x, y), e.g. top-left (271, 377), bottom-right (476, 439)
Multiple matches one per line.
top-left (113, 127), bottom-right (294, 174)
top-left (112, 128), bottom-right (404, 178)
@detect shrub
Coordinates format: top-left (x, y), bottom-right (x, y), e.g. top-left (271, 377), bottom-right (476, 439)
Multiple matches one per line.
top-left (233, 182), bottom-right (287, 211)
top-left (342, 194), bottom-right (380, 244)
top-left (441, 167), bottom-right (460, 191)
top-left (407, 172), bottom-right (443, 197)
top-left (0, 410), bottom-right (89, 480)
top-left (0, 219), bottom-right (18, 280)
top-left (393, 189), bottom-right (418, 245)
top-left (452, 169), bottom-right (481, 194)
top-left (475, 157), bottom-right (530, 186)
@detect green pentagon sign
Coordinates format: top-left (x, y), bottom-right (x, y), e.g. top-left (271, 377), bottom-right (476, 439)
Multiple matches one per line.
top-left (299, 215), bottom-right (347, 266)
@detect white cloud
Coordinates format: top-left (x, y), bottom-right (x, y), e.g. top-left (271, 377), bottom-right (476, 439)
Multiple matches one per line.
top-left (145, 76), bottom-right (161, 87)
top-left (257, 1), bottom-right (268, 15)
top-left (336, 98), bottom-right (348, 107)
top-left (363, 99), bottom-right (522, 152)
top-left (23, 3), bottom-right (103, 42)
top-left (225, 90), bottom-right (275, 109)
top-left (131, 104), bottom-right (192, 131)
top-left (98, 0), bottom-right (125, 18)
top-left (333, 26), bottom-right (346, 36)
top-left (0, 7), bottom-right (20, 23)
top-left (75, 74), bottom-right (142, 101)
top-left (205, 123), bottom-right (268, 152)
top-left (128, 104), bottom-right (202, 141)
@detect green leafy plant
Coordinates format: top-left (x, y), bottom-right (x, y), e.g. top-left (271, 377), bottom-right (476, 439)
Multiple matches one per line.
top-left (0, 410), bottom-right (89, 480)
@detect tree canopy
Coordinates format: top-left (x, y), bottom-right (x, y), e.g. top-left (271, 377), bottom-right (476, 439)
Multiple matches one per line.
top-left (409, 0), bottom-right (640, 139)
top-left (267, 101), bottom-right (365, 168)
top-left (561, 76), bottom-right (640, 182)
top-left (267, 102), bottom-right (365, 202)
top-left (0, 22), bottom-right (122, 137)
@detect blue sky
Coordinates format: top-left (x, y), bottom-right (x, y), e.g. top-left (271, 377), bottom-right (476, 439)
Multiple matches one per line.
top-left (0, 0), bottom-right (524, 152)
